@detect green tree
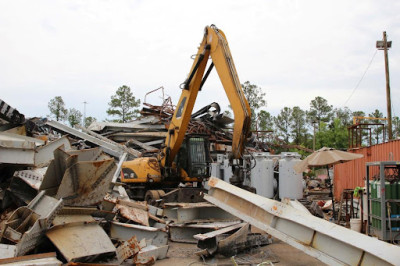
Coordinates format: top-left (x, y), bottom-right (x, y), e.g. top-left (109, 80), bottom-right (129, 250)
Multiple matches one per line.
top-left (107, 85), bottom-right (141, 122)
top-left (48, 96), bottom-right (67, 121)
top-left (393, 116), bottom-right (400, 139)
top-left (241, 81), bottom-right (266, 129)
top-left (352, 110), bottom-right (365, 123)
top-left (84, 116), bottom-right (97, 128)
top-left (369, 109), bottom-right (384, 144)
top-left (257, 110), bottom-right (274, 142)
top-left (334, 107), bottom-right (352, 126)
top-left (307, 96), bottom-right (333, 130)
top-left (290, 106), bottom-right (307, 145)
top-left (316, 118), bottom-right (348, 149)
top-left (351, 110), bottom-right (369, 146)
top-left (275, 107), bottom-right (292, 143)
top-left (67, 108), bottom-right (82, 127)
top-left (257, 110), bottom-right (273, 131)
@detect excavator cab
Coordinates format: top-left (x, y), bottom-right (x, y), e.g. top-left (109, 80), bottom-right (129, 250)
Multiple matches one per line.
top-left (176, 135), bottom-right (211, 179)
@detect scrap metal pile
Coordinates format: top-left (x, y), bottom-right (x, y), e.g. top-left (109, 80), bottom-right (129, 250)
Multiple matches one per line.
top-left (86, 100), bottom-right (236, 156)
top-left (0, 99), bottom-right (271, 265)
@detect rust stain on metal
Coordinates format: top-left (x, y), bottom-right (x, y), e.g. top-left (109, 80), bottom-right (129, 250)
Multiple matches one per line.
top-left (133, 256), bottom-right (155, 266)
top-left (208, 178), bottom-right (218, 187)
top-left (92, 160), bottom-right (106, 168)
top-left (116, 236), bottom-right (141, 263)
top-left (116, 204), bottom-right (149, 226)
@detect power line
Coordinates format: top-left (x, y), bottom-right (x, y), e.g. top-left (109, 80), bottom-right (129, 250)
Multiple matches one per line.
top-left (343, 50), bottom-right (378, 107)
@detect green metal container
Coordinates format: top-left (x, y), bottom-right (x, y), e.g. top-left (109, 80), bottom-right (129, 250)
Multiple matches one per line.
top-left (370, 180), bottom-right (400, 230)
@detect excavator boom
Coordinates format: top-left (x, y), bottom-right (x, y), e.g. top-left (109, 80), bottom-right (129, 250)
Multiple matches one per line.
top-left (163, 25), bottom-right (251, 166)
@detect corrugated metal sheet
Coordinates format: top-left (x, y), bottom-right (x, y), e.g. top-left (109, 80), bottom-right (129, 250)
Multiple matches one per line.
top-left (334, 139), bottom-right (400, 200)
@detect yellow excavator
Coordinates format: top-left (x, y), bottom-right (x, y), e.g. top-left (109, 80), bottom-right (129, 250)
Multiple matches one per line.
top-left (120, 25), bottom-right (252, 201)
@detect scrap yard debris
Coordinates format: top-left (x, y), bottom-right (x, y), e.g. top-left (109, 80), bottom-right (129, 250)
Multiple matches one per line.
top-left (0, 98), bottom-right (272, 265)
top-left (2, 97), bottom-right (400, 266)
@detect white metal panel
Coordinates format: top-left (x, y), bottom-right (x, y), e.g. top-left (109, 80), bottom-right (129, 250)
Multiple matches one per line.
top-left (34, 136), bottom-right (71, 167)
top-left (0, 132), bottom-right (44, 148)
top-left (0, 244), bottom-right (16, 259)
top-left (0, 148), bottom-right (35, 164)
top-left (46, 222), bottom-right (116, 262)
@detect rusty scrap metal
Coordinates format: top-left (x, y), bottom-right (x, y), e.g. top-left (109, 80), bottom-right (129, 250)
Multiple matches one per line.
top-left (116, 236), bottom-right (143, 264)
top-left (110, 221), bottom-right (168, 246)
top-left (56, 158), bottom-right (116, 206)
top-left (141, 101), bottom-right (175, 121)
top-left (266, 137), bottom-right (313, 153)
top-left (169, 221), bottom-right (242, 244)
top-left (116, 204), bottom-right (150, 226)
top-left (139, 100), bottom-right (235, 144)
top-left (14, 168), bottom-right (47, 191)
top-left (162, 188), bottom-right (206, 204)
top-left (217, 224), bottom-right (271, 257)
top-left (194, 222), bottom-right (247, 241)
top-left (1, 191), bottom-right (63, 256)
top-left (195, 222), bottom-right (248, 257)
top-left (134, 245), bottom-right (169, 265)
top-left (196, 223), bottom-right (271, 257)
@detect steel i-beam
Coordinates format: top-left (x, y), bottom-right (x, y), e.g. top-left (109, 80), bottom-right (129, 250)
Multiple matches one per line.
top-left (204, 177), bottom-right (400, 266)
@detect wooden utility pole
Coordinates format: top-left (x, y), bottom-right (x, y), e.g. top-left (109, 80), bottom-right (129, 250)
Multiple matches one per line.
top-left (383, 32), bottom-right (393, 140)
top-left (377, 32), bottom-right (393, 140)
top-left (313, 122), bottom-right (316, 151)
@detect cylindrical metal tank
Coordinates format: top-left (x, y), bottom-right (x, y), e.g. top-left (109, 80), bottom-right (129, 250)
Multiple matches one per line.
top-left (210, 162), bottom-right (221, 179)
top-left (250, 152), bottom-right (275, 198)
top-left (279, 152), bottom-right (303, 199)
top-left (223, 159), bottom-right (232, 183)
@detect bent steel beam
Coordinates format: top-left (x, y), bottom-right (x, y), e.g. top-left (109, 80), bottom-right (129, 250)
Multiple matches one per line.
top-left (205, 177), bottom-right (400, 266)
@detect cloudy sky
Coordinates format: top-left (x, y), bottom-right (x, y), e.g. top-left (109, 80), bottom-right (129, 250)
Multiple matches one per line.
top-left (1, 0), bottom-right (399, 122)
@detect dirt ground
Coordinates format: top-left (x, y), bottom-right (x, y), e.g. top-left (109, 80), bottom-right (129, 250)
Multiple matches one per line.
top-left (155, 238), bottom-right (325, 266)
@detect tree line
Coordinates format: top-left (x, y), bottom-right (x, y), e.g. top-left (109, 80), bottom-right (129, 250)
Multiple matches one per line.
top-left (47, 83), bottom-right (400, 151)
top-left (47, 85), bottom-right (140, 127)
top-left (239, 82), bottom-right (400, 152)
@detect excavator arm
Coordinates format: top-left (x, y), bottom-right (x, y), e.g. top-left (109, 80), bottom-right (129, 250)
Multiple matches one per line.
top-left (163, 25), bottom-right (252, 167)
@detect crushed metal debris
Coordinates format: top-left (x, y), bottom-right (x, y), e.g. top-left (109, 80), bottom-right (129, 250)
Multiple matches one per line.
top-left (1, 96), bottom-right (398, 266)
top-left (0, 98), bottom-right (270, 265)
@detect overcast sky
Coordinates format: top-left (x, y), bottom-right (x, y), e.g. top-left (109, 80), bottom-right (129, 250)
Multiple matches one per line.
top-left (1, 0), bottom-right (399, 122)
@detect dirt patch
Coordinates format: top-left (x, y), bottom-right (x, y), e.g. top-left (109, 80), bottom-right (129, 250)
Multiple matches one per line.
top-left (156, 238), bottom-right (325, 266)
